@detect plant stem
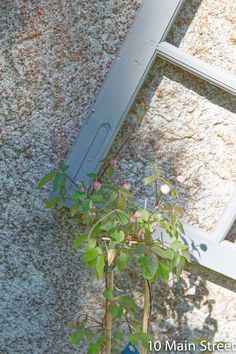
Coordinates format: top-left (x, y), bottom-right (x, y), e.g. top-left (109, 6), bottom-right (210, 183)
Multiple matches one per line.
top-left (105, 270), bottom-right (114, 354)
top-left (141, 279), bottom-right (150, 354)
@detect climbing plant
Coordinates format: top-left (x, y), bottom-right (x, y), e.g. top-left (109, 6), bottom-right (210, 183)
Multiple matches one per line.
top-left (38, 144), bottom-right (189, 354)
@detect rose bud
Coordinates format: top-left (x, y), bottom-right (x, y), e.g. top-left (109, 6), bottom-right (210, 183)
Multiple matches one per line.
top-left (129, 215), bottom-right (136, 224)
top-left (160, 184), bottom-right (171, 195)
top-left (110, 157), bottom-right (118, 167)
top-left (123, 181), bottom-right (131, 190)
top-left (176, 175), bottom-right (185, 183)
top-left (134, 210), bottom-right (142, 218)
top-left (93, 180), bottom-right (102, 191)
top-left (137, 231), bottom-right (145, 240)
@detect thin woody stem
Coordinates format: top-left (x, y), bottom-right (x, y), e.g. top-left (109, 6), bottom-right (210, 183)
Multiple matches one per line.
top-left (105, 270), bottom-right (114, 354)
top-left (141, 279), bottom-right (150, 354)
top-left (97, 132), bottom-right (133, 182)
top-left (65, 173), bottom-right (81, 190)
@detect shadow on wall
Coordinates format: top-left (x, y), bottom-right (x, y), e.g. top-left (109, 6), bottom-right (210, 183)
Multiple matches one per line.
top-left (226, 220), bottom-right (236, 243)
top-left (116, 260), bottom-right (236, 353)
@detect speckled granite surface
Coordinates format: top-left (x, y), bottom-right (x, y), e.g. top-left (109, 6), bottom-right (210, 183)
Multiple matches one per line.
top-left (1, 0), bottom-right (236, 353)
top-left (0, 1), bottom-right (142, 353)
top-left (167, 0), bottom-right (236, 76)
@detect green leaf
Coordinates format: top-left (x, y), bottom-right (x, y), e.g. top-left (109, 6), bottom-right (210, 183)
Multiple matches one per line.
top-left (84, 247), bottom-right (102, 262)
top-left (138, 256), bottom-right (151, 280)
top-left (141, 210), bottom-right (149, 221)
top-left (172, 252), bottom-right (181, 268)
top-left (171, 240), bottom-right (188, 250)
top-left (103, 288), bottom-right (114, 301)
top-left (132, 244), bottom-right (148, 255)
top-left (91, 193), bottom-right (104, 203)
top-left (92, 224), bottom-right (101, 237)
top-left (128, 334), bottom-right (139, 346)
top-left (146, 253), bottom-right (158, 279)
top-left (113, 332), bottom-right (123, 340)
top-left (85, 239), bottom-right (97, 249)
top-left (137, 253), bottom-right (159, 280)
top-left (173, 206), bottom-right (184, 216)
top-left (111, 230), bottom-right (125, 242)
top-left (70, 203), bottom-right (80, 216)
top-left (117, 193), bottom-right (126, 210)
top-left (70, 331), bottom-right (84, 345)
top-left (108, 303), bottom-right (122, 318)
top-left (144, 175), bottom-right (157, 185)
top-left (71, 190), bottom-right (86, 201)
top-left (87, 172), bottom-right (97, 179)
top-left (71, 323), bottom-right (78, 330)
top-left (72, 234), bottom-right (87, 249)
top-left (176, 256), bottom-right (185, 279)
top-left (101, 221), bottom-right (114, 232)
top-left (116, 296), bottom-right (137, 313)
top-left (182, 249), bottom-right (191, 262)
top-left (116, 211), bottom-right (129, 225)
top-left (139, 332), bottom-right (153, 349)
top-left (88, 338), bottom-right (102, 354)
top-left (152, 245), bottom-right (174, 260)
top-left (38, 171), bottom-right (56, 188)
top-left (156, 262), bottom-right (170, 282)
top-left (82, 199), bottom-right (92, 211)
top-left (131, 320), bottom-right (141, 332)
top-left (85, 328), bottom-right (93, 341)
top-left (94, 255), bottom-right (105, 279)
top-left (128, 331), bottom-right (152, 348)
top-left (116, 252), bottom-right (129, 271)
top-left (44, 197), bottom-right (60, 208)
top-left (178, 221), bottom-right (185, 235)
top-left (58, 162), bottom-right (68, 172)
top-left (53, 173), bottom-right (67, 192)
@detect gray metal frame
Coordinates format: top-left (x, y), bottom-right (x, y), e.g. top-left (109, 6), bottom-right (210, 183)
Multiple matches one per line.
top-left (65, 0), bottom-right (236, 279)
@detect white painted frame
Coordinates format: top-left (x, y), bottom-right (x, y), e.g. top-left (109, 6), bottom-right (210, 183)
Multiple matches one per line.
top-left (65, 0), bottom-right (236, 279)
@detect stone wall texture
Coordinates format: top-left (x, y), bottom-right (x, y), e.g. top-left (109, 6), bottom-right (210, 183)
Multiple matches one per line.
top-left (0, 0), bottom-right (236, 353)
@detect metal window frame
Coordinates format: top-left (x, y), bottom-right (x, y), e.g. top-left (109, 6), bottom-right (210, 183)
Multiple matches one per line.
top-left (65, 0), bottom-right (236, 279)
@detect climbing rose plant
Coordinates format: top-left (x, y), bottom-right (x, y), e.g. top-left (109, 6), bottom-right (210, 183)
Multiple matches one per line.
top-left (38, 157), bottom-right (190, 354)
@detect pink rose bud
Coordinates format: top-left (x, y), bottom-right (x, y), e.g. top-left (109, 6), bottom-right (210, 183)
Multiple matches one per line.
top-left (110, 157), bottom-right (118, 167)
top-left (134, 210), bottom-right (142, 218)
top-left (123, 181), bottom-right (131, 190)
top-left (160, 184), bottom-right (171, 195)
top-left (137, 231), bottom-right (145, 240)
top-left (93, 180), bottom-right (102, 191)
top-left (129, 215), bottom-right (136, 224)
top-left (176, 175), bottom-right (185, 183)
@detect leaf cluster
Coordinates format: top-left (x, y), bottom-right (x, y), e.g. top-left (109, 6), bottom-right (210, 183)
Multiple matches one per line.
top-left (38, 159), bottom-right (190, 353)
